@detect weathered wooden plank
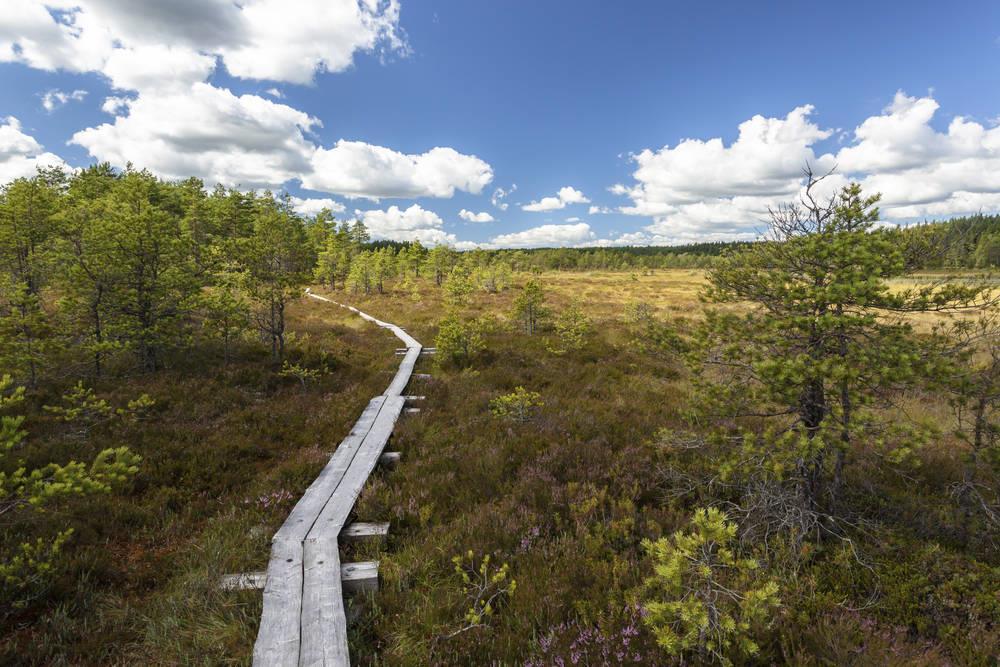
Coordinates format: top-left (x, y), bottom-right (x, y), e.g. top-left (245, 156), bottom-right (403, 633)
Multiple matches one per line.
top-left (385, 349), bottom-right (420, 397)
top-left (311, 396), bottom-right (405, 534)
top-left (340, 522), bottom-right (390, 543)
top-left (402, 395), bottom-right (425, 402)
top-left (272, 397), bottom-right (385, 544)
top-left (341, 561), bottom-right (379, 595)
top-left (257, 292), bottom-right (421, 667)
top-left (253, 539), bottom-right (305, 665)
top-left (299, 538), bottom-right (349, 667)
top-left (297, 396), bottom-right (405, 665)
top-left (254, 397), bottom-right (386, 665)
top-left (404, 407), bottom-right (421, 414)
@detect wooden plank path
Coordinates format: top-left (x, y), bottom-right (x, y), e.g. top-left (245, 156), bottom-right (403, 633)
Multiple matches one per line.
top-left (253, 291), bottom-right (422, 667)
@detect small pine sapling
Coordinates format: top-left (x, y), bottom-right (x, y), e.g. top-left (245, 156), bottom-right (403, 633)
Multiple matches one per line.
top-left (640, 508), bottom-right (780, 666)
top-left (546, 301), bottom-right (592, 355)
top-left (490, 387), bottom-right (543, 423)
top-left (439, 551), bottom-right (516, 641)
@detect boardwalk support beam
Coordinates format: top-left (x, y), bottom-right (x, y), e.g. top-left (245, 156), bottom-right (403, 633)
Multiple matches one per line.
top-left (341, 522), bottom-right (390, 543)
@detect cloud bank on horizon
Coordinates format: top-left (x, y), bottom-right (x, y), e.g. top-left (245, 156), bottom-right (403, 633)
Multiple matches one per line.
top-left (2, 2), bottom-right (1000, 248)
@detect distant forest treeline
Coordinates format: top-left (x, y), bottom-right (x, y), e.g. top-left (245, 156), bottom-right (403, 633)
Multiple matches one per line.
top-left (893, 214), bottom-right (1000, 269)
top-left (476, 214), bottom-right (1000, 272)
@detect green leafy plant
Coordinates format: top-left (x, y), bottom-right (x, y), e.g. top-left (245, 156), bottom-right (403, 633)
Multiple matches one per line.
top-left (441, 551), bottom-right (516, 640)
top-left (199, 279), bottom-right (252, 365)
top-left (512, 279), bottom-right (547, 335)
top-left (640, 507), bottom-right (780, 666)
top-left (546, 301), bottom-right (592, 355)
top-left (443, 267), bottom-right (474, 306)
top-left (1, 374), bottom-right (141, 617)
top-left (490, 386), bottom-right (543, 423)
top-left (43, 382), bottom-right (155, 436)
top-left (277, 360), bottom-right (325, 392)
top-left (435, 313), bottom-right (488, 368)
top-left (471, 261), bottom-right (512, 294)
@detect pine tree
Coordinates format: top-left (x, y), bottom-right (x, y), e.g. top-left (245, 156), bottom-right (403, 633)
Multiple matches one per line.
top-left (315, 225), bottom-right (352, 289)
top-left (372, 247), bottom-right (396, 294)
top-left (0, 169), bottom-right (65, 386)
top-left (349, 219), bottom-right (370, 247)
top-left (512, 278), bottom-right (546, 335)
top-left (239, 195), bottom-right (314, 361)
top-left (688, 173), bottom-right (990, 543)
top-left (51, 165), bottom-right (121, 377)
top-left (426, 244), bottom-right (457, 286)
top-left (93, 170), bottom-right (200, 371)
top-left (403, 239), bottom-right (427, 279)
top-left (347, 250), bottom-right (374, 294)
top-left (946, 313), bottom-right (1000, 535)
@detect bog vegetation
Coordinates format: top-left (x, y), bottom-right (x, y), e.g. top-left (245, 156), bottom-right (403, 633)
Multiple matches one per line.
top-left (1, 164), bottom-right (998, 665)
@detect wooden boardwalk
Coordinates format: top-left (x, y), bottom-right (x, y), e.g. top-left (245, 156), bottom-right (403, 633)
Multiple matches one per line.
top-left (253, 292), bottom-right (421, 666)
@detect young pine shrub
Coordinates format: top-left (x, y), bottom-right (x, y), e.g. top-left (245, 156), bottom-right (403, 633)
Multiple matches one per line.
top-left (1, 374), bottom-right (141, 619)
top-left (512, 279), bottom-right (547, 335)
top-left (434, 313), bottom-right (487, 368)
top-left (440, 551), bottom-right (516, 641)
top-left (277, 360), bottom-right (325, 393)
top-left (640, 507), bottom-right (780, 666)
top-left (945, 312), bottom-right (1000, 537)
top-left (43, 382), bottom-right (155, 437)
top-left (546, 301), bottom-right (593, 355)
top-left (489, 387), bottom-right (543, 423)
top-left (197, 281), bottom-right (252, 366)
top-left (471, 261), bottom-right (512, 294)
top-left (443, 267), bottom-right (474, 307)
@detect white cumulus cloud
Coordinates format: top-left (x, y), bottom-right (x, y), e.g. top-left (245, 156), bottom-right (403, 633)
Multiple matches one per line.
top-left (289, 196), bottom-right (346, 217)
top-left (1, 1), bottom-right (493, 199)
top-left (358, 203), bottom-right (456, 245)
top-left (838, 92), bottom-right (1000, 220)
top-left (71, 82), bottom-right (317, 188)
top-left (305, 142), bottom-right (493, 200)
top-left (41, 88), bottom-right (87, 112)
top-left (459, 209), bottom-right (495, 223)
top-left (0, 0), bottom-right (405, 85)
top-left (612, 92), bottom-right (1000, 242)
top-left (489, 222), bottom-right (595, 248)
top-left (0, 116), bottom-right (68, 183)
top-left (522, 186), bottom-right (590, 212)
top-left (102, 44), bottom-right (216, 92)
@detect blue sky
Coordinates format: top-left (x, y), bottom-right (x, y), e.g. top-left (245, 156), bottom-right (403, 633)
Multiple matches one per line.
top-left (2, 1), bottom-right (1000, 247)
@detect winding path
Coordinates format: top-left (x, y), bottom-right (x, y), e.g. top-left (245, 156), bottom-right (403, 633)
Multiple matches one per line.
top-left (253, 292), bottom-right (422, 666)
